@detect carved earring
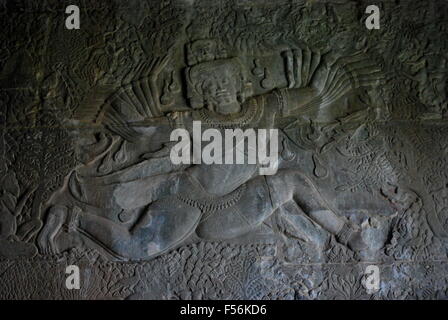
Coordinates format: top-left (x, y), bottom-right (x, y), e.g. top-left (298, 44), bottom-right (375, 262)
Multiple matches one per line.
top-left (204, 99), bottom-right (215, 112)
top-left (241, 82), bottom-right (253, 101)
top-left (261, 68), bottom-right (275, 89)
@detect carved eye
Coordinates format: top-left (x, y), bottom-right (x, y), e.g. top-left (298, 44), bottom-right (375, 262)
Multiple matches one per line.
top-left (202, 80), bottom-right (216, 93)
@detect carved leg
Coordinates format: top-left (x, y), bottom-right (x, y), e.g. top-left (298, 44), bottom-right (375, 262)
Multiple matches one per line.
top-left (71, 170), bottom-right (186, 212)
top-left (267, 169), bottom-right (366, 251)
top-left (278, 201), bottom-right (330, 249)
top-left (195, 171), bottom-right (329, 241)
top-left (69, 196), bottom-right (202, 260)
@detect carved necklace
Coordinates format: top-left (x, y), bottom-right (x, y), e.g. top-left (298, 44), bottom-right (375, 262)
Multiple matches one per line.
top-left (197, 97), bottom-right (263, 129)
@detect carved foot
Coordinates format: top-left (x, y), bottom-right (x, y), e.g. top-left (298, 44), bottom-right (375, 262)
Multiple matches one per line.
top-left (308, 209), bottom-right (367, 251)
top-left (16, 219), bottom-right (43, 243)
top-left (336, 223), bottom-right (367, 252)
top-left (37, 205), bottom-right (68, 255)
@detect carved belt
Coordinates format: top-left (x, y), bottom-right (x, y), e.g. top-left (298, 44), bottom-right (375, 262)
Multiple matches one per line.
top-left (177, 182), bottom-right (247, 214)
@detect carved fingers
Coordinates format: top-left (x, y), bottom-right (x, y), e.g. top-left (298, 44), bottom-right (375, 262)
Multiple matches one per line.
top-left (104, 107), bottom-right (140, 142)
top-left (317, 53), bottom-right (385, 106)
top-left (151, 53), bottom-right (172, 77)
top-left (330, 53), bottom-right (384, 88)
top-left (283, 47), bottom-right (321, 88)
top-left (128, 53), bottom-right (172, 82)
top-left (283, 50), bottom-right (295, 88)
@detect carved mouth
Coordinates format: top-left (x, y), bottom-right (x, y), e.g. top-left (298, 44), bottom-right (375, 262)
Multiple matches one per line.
top-left (216, 91), bottom-right (231, 100)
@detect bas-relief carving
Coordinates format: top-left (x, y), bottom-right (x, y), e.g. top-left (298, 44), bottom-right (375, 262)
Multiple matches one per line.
top-left (1, 0), bottom-right (448, 299)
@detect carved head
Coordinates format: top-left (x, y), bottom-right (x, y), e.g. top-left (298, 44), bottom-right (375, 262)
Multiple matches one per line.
top-left (186, 58), bottom-right (251, 114)
top-left (186, 39), bottom-right (226, 66)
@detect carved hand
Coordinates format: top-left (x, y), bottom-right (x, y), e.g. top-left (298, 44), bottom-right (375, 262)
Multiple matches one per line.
top-left (300, 51), bottom-right (386, 113)
top-left (282, 47), bottom-right (321, 89)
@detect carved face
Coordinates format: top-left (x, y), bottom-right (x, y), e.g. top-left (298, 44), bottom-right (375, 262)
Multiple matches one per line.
top-left (188, 59), bottom-right (244, 114)
top-left (186, 59), bottom-right (249, 114)
top-left (200, 68), bottom-right (240, 111)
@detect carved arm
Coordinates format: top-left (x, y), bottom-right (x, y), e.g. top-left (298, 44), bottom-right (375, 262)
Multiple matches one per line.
top-left (280, 48), bottom-right (385, 117)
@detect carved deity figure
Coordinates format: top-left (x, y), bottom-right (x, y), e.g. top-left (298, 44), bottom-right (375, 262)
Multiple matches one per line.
top-left (38, 41), bottom-right (384, 260)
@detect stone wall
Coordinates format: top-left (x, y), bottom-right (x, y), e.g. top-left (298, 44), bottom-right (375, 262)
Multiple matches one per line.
top-left (1, 0), bottom-right (448, 299)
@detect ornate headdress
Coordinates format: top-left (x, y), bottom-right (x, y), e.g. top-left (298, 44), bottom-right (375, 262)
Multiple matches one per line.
top-left (186, 39), bottom-right (227, 66)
